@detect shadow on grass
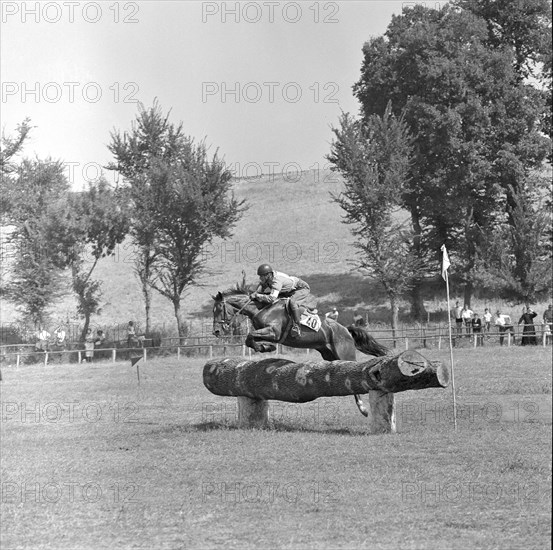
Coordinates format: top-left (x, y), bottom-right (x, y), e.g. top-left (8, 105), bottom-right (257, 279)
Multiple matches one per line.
top-left (194, 420), bottom-right (369, 436)
top-left (155, 421), bottom-right (368, 436)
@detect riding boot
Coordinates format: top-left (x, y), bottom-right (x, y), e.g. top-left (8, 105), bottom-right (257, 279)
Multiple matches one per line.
top-left (289, 301), bottom-right (302, 337)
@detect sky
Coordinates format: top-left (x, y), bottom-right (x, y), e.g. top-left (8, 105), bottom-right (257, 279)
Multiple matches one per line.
top-left (1, 1), bottom-right (444, 188)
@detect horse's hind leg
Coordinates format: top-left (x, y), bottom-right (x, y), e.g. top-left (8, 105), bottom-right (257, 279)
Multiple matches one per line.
top-left (317, 345), bottom-right (369, 417)
top-left (329, 337), bottom-right (370, 418)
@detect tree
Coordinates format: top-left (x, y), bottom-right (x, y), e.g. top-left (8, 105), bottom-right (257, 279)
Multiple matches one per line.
top-left (109, 102), bottom-right (246, 337)
top-left (135, 148), bottom-right (245, 337)
top-left (66, 179), bottom-right (129, 339)
top-left (0, 118), bottom-right (32, 178)
top-left (327, 105), bottom-right (425, 340)
top-left (107, 100), bottom-right (188, 332)
top-left (2, 158), bottom-right (70, 326)
top-left (5, 237), bottom-right (65, 327)
top-left (353, 3), bottom-right (551, 310)
top-left (455, 0), bottom-right (552, 81)
top-left (455, 0), bottom-right (553, 283)
top-left (478, 174), bottom-right (552, 304)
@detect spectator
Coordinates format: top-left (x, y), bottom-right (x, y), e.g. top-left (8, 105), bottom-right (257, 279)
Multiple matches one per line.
top-left (54, 325), bottom-right (66, 347)
top-left (325, 308), bottom-right (339, 321)
top-left (83, 328), bottom-right (94, 363)
top-left (471, 313), bottom-right (484, 346)
top-left (544, 318), bottom-right (552, 346)
top-left (495, 310), bottom-right (515, 346)
top-left (127, 321), bottom-right (137, 347)
top-left (483, 308), bottom-right (493, 337)
top-left (453, 301), bottom-right (463, 338)
top-left (35, 326), bottom-right (50, 352)
top-left (543, 304), bottom-right (553, 333)
top-left (353, 315), bottom-right (366, 327)
top-left (94, 329), bottom-right (106, 347)
top-left (461, 305), bottom-right (474, 336)
top-left (518, 306), bottom-right (538, 346)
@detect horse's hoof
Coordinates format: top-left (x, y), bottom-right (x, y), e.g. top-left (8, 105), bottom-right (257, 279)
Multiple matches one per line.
top-left (359, 406), bottom-right (369, 417)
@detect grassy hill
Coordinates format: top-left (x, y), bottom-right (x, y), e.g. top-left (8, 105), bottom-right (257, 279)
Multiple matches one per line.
top-left (1, 169), bottom-right (550, 335)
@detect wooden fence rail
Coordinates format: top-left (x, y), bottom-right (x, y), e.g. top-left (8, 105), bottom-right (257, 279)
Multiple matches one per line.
top-left (1, 328), bottom-right (550, 367)
top-left (2, 324), bottom-right (550, 350)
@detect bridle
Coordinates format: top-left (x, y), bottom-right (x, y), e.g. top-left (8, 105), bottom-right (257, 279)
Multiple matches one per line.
top-left (214, 295), bottom-right (252, 333)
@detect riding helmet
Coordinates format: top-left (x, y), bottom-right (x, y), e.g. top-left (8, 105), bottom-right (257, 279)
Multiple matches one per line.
top-left (257, 264), bottom-right (273, 276)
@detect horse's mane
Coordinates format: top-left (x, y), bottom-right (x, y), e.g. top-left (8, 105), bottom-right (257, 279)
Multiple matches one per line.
top-left (213, 282), bottom-right (251, 300)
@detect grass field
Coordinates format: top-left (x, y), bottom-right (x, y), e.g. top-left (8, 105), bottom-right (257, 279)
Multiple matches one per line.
top-left (1, 345), bottom-right (551, 549)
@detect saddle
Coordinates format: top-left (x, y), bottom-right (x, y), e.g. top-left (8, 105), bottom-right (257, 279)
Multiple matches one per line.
top-left (283, 299), bottom-right (321, 333)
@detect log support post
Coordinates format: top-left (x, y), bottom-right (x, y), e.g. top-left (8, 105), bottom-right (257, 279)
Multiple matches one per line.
top-left (367, 390), bottom-right (396, 434)
top-left (237, 396), bottom-right (270, 428)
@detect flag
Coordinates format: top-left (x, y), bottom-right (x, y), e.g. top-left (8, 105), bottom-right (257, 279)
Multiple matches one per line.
top-left (131, 355), bottom-right (142, 385)
top-left (441, 244), bottom-right (450, 281)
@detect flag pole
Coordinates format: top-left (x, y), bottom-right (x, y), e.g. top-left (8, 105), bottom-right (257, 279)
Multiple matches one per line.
top-left (441, 244), bottom-right (458, 431)
top-left (444, 269), bottom-right (458, 431)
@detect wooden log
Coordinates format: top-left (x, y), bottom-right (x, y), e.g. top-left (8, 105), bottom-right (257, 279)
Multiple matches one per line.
top-left (203, 352), bottom-right (448, 401)
top-left (203, 351), bottom-right (449, 433)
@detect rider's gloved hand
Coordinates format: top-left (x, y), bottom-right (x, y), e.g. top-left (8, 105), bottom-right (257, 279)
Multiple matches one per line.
top-left (250, 292), bottom-right (258, 300)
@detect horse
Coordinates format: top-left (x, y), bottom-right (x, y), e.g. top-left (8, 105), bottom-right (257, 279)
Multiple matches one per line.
top-left (212, 285), bottom-right (389, 417)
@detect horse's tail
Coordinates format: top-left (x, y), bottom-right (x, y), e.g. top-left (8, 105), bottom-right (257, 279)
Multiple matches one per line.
top-left (347, 326), bottom-right (389, 357)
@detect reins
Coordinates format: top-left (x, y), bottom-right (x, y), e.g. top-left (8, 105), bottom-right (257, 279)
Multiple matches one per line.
top-left (218, 296), bottom-right (253, 330)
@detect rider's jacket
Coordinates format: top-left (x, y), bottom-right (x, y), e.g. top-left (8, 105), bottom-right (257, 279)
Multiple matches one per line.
top-left (255, 271), bottom-right (309, 304)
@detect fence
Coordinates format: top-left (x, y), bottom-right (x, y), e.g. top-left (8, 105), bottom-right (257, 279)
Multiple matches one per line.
top-left (1, 325), bottom-right (551, 367)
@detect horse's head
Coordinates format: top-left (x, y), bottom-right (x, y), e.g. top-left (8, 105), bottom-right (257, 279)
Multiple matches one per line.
top-left (212, 287), bottom-right (252, 337)
top-left (212, 292), bottom-right (232, 337)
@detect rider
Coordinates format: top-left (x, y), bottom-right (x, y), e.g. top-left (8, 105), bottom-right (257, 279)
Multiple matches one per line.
top-left (251, 264), bottom-right (311, 337)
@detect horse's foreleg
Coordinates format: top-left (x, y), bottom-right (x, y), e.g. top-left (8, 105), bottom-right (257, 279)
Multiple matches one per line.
top-left (246, 327), bottom-right (280, 353)
top-left (251, 327), bottom-right (280, 352)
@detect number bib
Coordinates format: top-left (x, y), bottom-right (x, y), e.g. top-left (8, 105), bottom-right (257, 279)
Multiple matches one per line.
top-left (299, 312), bottom-right (322, 332)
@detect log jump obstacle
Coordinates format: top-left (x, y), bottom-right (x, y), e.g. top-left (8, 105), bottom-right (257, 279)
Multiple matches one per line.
top-left (203, 350), bottom-right (450, 433)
